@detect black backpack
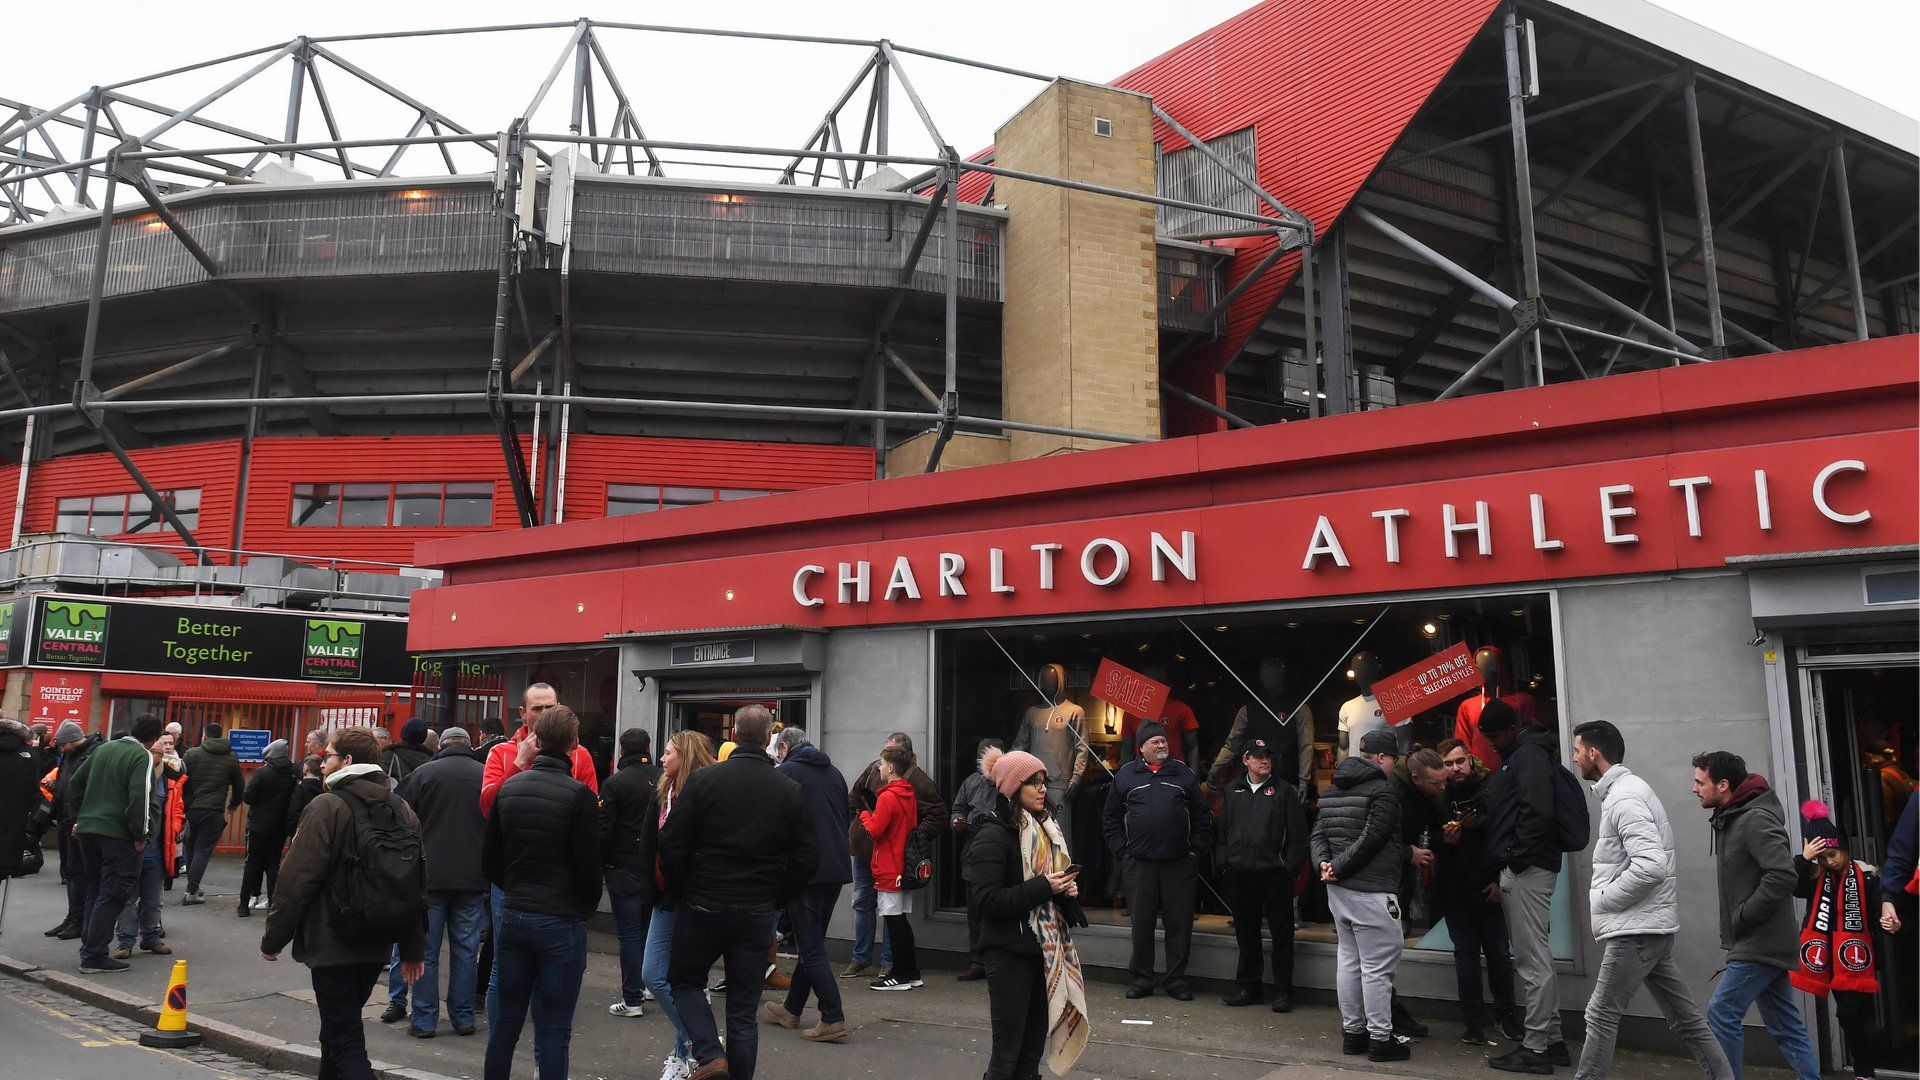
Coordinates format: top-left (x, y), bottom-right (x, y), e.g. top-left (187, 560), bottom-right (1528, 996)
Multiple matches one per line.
top-left (1550, 762), bottom-right (1592, 853)
top-left (326, 789), bottom-right (427, 943)
top-left (900, 825), bottom-right (935, 891)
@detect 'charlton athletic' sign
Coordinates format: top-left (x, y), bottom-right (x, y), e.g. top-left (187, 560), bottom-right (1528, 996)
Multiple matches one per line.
top-left (1372, 642), bottom-right (1485, 725)
top-left (1088, 658), bottom-right (1171, 722)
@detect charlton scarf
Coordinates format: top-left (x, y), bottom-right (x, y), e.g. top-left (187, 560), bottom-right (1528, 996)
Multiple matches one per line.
top-left (1791, 861), bottom-right (1879, 996)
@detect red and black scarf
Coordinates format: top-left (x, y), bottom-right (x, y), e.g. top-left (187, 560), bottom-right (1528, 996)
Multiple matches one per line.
top-left (1791, 860), bottom-right (1879, 996)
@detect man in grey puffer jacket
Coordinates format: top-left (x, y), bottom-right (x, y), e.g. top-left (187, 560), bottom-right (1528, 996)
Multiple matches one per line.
top-left (1571, 722), bottom-right (1730, 1080)
top-left (1309, 729), bottom-right (1406, 1063)
top-left (1692, 750), bottom-right (1818, 1080)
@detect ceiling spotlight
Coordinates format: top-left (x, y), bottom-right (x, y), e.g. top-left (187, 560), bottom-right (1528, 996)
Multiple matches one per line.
top-left (1353, 617), bottom-right (1367, 625)
top-left (1213, 625), bottom-right (1228, 632)
top-left (1510, 608), bottom-right (1526, 617)
top-left (1345, 669), bottom-right (1357, 680)
top-left (1421, 622), bottom-right (1438, 638)
top-left (1286, 622), bottom-right (1300, 629)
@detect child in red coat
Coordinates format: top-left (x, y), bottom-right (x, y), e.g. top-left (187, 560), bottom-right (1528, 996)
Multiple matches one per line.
top-left (860, 744), bottom-right (920, 991)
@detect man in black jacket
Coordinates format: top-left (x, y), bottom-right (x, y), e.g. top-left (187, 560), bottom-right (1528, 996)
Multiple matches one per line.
top-left (44, 722), bottom-right (101, 938)
top-left (661, 705), bottom-right (818, 1080)
top-left (1309, 728), bottom-right (1407, 1063)
top-left (394, 728), bottom-right (486, 1038)
top-left (767, 725), bottom-right (853, 1043)
top-left (1478, 700), bottom-right (1570, 1072)
top-left (1436, 738), bottom-right (1519, 1045)
top-left (1102, 720), bottom-right (1211, 1001)
top-left (1216, 738), bottom-right (1306, 1012)
top-left (238, 740), bottom-right (297, 917)
top-left (597, 727), bottom-right (659, 1019)
top-left (181, 723), bottom-right (244, 905)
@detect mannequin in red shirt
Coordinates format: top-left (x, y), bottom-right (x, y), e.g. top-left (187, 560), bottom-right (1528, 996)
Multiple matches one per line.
top-left (1453, 645), bottom-right (1537, 771)
top-left (1121, 667), bottom-right (1200, 765)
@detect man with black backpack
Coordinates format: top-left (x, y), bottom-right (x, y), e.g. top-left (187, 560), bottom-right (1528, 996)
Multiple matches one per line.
top-left (262, 726), bottom-right (426, 1080)
top-left (1478, 700), bottom-right (1585, 1074)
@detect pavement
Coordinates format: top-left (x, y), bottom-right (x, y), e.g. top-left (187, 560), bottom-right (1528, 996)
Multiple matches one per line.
top-left (0, 854), bottom-right (1795, 1080)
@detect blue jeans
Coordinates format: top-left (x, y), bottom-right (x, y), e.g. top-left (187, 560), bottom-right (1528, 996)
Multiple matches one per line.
top-left (405, 890), bottom-right (485, 1034)
top-left (784, 882), bottom-right (844, 1024)
top-left (1444, 901), bottom-right (1516, 1025)
top-left (608, 881), bottom-right (652, 1008)
top-left (114, 855), bottom-right (166, 949)
top-left (643, 905), bottom-right (692, 1059)
top-left (669, 902), bottom-right (778, 1080)
top-left (484, 907), bottom-right (587, 1080)
top-left (849, 857), bottom-right (891, 967)
top-left (1707, 960), bottom-right (1820, 1080)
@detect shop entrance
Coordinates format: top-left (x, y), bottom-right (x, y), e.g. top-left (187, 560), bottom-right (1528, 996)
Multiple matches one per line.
top-left (1799, 648), bottom-right (1918, 1077)
top-left (663, 686), bottom-right (811, 750)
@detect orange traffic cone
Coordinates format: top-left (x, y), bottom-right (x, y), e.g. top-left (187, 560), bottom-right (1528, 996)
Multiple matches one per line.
top-left (139, 959), bottom-right (204, 1048)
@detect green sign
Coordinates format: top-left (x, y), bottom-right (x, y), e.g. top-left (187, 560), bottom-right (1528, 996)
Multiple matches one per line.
top-left (303, 619), bottom-right (366, 681)
top-left (36, 599), bottom-right (109, 667)
top-left (0, 600), bottom-right (15, 665)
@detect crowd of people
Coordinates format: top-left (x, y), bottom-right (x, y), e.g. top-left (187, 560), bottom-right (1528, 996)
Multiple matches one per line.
top-left (3, 687), bottom-right (1915, 1080)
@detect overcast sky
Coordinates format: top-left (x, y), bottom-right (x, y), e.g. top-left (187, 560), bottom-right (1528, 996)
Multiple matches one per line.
top-left (1, 0), bottom-right (1914, 187)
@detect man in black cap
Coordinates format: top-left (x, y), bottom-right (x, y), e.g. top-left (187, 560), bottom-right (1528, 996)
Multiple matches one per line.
top-left (1216, 738), bottom-right (1307, 1011)
top-left (1479, 699), bottom-right (1572, 1072)
top-left (1103, 719), bottom-right (1210, 1001)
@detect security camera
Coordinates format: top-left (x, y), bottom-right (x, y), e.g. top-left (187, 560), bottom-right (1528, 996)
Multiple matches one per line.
top-left (1748, 633), bottom-right (1767, 648)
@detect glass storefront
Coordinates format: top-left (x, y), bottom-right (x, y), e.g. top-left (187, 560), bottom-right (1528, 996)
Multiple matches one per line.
top-left (499, 648), bottom-right (621, 782)
top-left (935, 592), bottom-right (1575, 956)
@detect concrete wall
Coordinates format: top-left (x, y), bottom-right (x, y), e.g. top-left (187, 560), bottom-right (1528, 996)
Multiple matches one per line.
top-left (996, 80), bottom-right (1161, 459)
top-left (884, 430), bottom-right (1010, 476)
top-left (1556, 573), bottom-right (1777, 1029)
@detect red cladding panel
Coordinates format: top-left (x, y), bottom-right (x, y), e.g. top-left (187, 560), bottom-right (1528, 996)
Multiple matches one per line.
top-left (14, 442), bottom-right (240, 556)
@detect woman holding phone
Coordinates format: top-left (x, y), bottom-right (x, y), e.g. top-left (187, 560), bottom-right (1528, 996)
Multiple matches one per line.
top-left (964, 749), bottom-right (1091, 1080)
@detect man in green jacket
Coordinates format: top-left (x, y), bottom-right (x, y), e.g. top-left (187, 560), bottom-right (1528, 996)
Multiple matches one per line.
top-left (68, 713), bottom-right (164, 973)
top-left (181, 722), bottom-right (244, 904)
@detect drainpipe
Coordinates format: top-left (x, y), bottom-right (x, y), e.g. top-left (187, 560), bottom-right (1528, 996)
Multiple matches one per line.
top-left (10, 413), bottom-right (33, 547)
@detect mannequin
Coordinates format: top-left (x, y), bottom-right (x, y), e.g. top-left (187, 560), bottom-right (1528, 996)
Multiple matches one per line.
top-left (1119, 664), bottom-right (1200, 765)
top-left (1011, 662), bottom-right (1090, 838)
top-left (1208, 656), bottom-right (1315, 794)
top-left (1453, 644), bottom-right (1537, 770)
top-left (1338, 651), bottom-right (1404, 759)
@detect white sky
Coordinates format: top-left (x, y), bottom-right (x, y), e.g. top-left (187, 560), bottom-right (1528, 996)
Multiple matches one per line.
top-left (0, 0), bottom-right (1913, 187)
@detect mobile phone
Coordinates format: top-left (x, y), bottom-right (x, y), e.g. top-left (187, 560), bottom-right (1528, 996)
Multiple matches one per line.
top-left (1063, 863), bottom-right (1083, 876)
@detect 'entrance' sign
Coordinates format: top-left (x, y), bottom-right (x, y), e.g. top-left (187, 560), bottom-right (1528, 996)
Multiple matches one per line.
top-left (669, 638), bottom-right (756, 667)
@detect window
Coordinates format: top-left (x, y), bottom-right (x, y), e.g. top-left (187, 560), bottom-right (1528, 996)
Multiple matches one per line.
top-left (291, 482), bottom-right (495, 527)
top-left (1156, 126), bottom-right (1258, 237)
top-left (606, 484), bottom-right (773, 517)
top-left (54, 488), bottom-right (200, 537)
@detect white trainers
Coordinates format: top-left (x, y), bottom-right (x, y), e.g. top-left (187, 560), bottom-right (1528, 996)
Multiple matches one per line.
top-left (657, 1054), bottom-right (692, 1080)
top-left (609, 1000), bottom-right (645, 1017)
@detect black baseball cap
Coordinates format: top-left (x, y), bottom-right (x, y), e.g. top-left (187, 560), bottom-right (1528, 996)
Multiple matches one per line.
top-left (1242, 739), bottom-right (1272, 757)
top-left (1358, 729), bottom-right (1401, 756)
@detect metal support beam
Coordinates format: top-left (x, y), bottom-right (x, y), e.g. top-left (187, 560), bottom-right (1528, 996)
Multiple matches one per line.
top-left (1540, 258), bottom-right (1703, 356)
top-left (1679, 70), bottom-right (1726, 352)
top-left (1503, 7), bottom-right (1544, 387)
top-left (1316, 227), bottom-right (1355, 414)
top-left (265, 339), bottom-right (343, 436)
top-left (1386, 247), bottom-right (1499, 378)
top-left (1532, 77), bottom-right (1678, 221)
top-left (883, 347), bottom-right (942, 410)
top-left (75, 173), bottom-right (118, 386)
top-left (1434, 323), bottom-right (1530, 401)
top-left (509, 328), bottom-right (561, 384)
top-left (71, 388), bottom-right (206, 561)
top-left (1353, 206), bottom-right (1521, 310)
top-left (1386, 76), bottom-right (1670, 170)
top-left (1162, 380), bottom-right (1254, 428)
top-left (98, 338), bottom-right (251, 401)
top-left (228, 340), bottom-right (271, 563)
top-left (487, 123), bottom-right (537, 528)
top-left (1829, 141), bottom-right (1870, 340)
top-left (1798, 211), bottom-right (1916, 312)
top-left (1642, 140), bottom-right (1677, 332)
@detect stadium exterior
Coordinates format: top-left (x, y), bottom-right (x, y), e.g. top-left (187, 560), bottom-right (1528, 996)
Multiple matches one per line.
top-left (2, 0), bottom-right (1917, 1065)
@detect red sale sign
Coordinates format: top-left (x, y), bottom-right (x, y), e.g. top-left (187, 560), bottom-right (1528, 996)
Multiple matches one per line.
top-left (1088, 657), bottom-right (1170, 722)
top-left (1373, 643), bottom-right (1484, 725)
top-left (31, 672), bottom-right (94, 728)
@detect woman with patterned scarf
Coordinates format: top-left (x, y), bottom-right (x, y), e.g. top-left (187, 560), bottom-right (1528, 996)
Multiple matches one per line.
top-left (964, 749), bottom-right (1091, 1079)
top-left (1793, 800), bottom-right (1900, 1080)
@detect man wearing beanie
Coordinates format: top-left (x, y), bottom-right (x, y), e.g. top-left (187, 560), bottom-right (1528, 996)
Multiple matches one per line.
top-left (181, 722), bottom-right (244, 904)
top-left (390, 726), bottom-right (486, 1036)
top-left (1102, 719), bottom-right (1209, 1001)
top-left (385, 717), bottom-right (432, 783)
top-left (1311, 727), bottom-right (1407, 1062)
top-left (238, 738), bottom-right (299, 916)
top-left (45, 719), bottom-right (102, 938)
top-left (1478, 699), bottom-right (1572, 1072)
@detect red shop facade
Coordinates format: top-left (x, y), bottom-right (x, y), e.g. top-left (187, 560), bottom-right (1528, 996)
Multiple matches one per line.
top-left (410, 337), bottom-right (1918, 1062)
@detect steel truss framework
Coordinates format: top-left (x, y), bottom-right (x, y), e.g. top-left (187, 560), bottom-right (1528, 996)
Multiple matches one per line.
top-left (0, 9), bottom-right (1912, 563)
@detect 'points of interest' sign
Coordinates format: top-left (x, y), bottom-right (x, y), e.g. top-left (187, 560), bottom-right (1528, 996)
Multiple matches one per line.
top-left (17, 595), bottom-right (410, 687)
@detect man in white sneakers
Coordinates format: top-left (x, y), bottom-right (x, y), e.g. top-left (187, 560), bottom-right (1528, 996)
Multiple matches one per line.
top-left (1571, 721), bottom-right (1731, 1080)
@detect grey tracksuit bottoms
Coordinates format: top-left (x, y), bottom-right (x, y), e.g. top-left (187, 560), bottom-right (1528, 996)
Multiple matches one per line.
top-left (1500, 865), bottom-right (1563, 1052)
top-left (1327, 885), bottom-right (1403, 1041)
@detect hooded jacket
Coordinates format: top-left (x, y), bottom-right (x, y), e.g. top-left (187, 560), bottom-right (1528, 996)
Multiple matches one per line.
top-left (963, 795), bottom-right (1088, 953)
top-left (262, 765), bottom-right (427, 968)
top-left (598, 749), bottom-right (660, 892)
top-left (243, 756), bottom-right (300, 842)
top-left (182, 736), bottom-right (244, 814)
top-left (1103, 755), bottom-right (1211, 862)
top-left (777, 743), bottom-right (852, 887)
top-left (1309, 756), bottom-right (1403, 893)
top-left (287, 774), bottom-right (325, 832)
top-left (1482, 726), bottom-right (1563, 875)
top-left (849, 760), bottom-right (945, 862)
top-left (1709, 774), bottom-right (1800, 969)
top-left (1216, 771), bottom-right (1307, 876)
top-left (862, 777), bottom-right (917, 892)
top-left (384, 742), bottom-right (431, 783)
top-left (0, 718), bottom-right (41, 877)
top-left (1453, 646), bottom-right (1538, 771)
top-left (398, 744), bottom-right (487, 893)
top-left (1588, 764), bottom-right (1681, 940)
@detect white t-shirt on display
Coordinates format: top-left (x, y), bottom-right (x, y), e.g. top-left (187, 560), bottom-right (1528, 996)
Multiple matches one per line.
top-left (1338, 694), bottom-right (1386, 759)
